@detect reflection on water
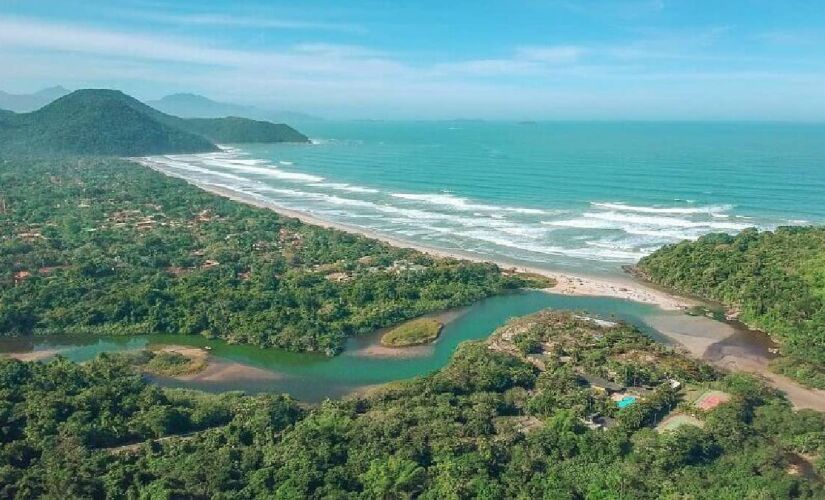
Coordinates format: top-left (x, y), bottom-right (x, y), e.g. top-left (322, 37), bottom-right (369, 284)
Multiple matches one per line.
top-left (0, 290), bottom-right (774, 402)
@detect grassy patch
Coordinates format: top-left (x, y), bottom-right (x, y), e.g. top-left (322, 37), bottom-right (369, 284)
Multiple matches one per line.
top-left (380, 318), bottom-right (444, 347)
top-left (138, 348), bottom-right (208, 376)
top-left (515, 272), bottom-right (556, 288)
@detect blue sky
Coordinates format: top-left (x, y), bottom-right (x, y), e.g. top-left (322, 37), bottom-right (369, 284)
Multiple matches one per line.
top-left (1, 0), bottom-right (825, 120)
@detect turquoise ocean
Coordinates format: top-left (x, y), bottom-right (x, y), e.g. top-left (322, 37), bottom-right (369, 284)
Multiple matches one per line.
top-left (140, 121), bottom-right (825, 275)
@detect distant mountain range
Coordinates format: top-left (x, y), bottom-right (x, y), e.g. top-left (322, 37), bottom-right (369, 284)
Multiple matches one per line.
top-left (147, 93), bottom-right (322, 123)
top-left (0, 89), bottom-right (309, 157)
top-left (0, 86), bottom-right (71, 113)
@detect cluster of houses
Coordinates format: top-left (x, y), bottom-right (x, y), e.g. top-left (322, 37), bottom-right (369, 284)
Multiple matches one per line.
top-left (313, 257), bottom-right (428, 284)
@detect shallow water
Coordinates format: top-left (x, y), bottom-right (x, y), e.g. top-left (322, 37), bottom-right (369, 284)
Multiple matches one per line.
top-left (0, 291), bottom-right (673, 402)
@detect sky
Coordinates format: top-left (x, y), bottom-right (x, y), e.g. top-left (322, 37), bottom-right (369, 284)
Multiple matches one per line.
top-left (1, 0), bottom-right (825, 120)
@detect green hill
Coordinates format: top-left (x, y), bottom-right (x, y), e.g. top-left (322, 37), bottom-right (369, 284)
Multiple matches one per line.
top-left (183, 116), bottom-right (309, 144)
top-left (636, 226), bottom-right (825, 388)
top-left (0, 90), bottom-right (217, 156)
top-left (0, 89), bottom-right (308, 157)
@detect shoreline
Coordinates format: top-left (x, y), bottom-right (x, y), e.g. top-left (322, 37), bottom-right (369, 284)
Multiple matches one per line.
top-left (141, 160), bottom-right (696, 312)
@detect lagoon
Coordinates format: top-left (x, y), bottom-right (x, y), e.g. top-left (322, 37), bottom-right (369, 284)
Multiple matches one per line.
top-left (1, 291), bottom-right (679, 401)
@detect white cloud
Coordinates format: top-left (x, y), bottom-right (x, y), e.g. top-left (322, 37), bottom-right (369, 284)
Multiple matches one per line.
top-left (136, 12), bottom-right (367, 34)
top-left (1, 15), bottom-right (824, 120)
top-left (516, 45), bottom-right (586, 63)
top-left (0, 16), bottom-right (407, 78)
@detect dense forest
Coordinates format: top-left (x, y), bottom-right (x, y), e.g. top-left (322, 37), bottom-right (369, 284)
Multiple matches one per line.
top-left (0, 157), bottom-right (539, 354)
top-left (0, 89), bottom-right (307, 157)
top-left (1, 312), bottom-right (822, 498)
top-left (636, 227), bottom-right (825, 388)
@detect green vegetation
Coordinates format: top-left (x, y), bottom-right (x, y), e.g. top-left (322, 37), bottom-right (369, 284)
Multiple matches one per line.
top-left (146, 351), bottom-right (198, 376)
top-left (2, 312), bottom-right (822, 498)
top-left (184, 116), bottom-right (308, 144)
top-left (0, 90), bottom-right (216, 156)
top-left (129, 348), bottom-right (208, 377)
top-left (380, 317), bottom-right (443, 347)
top-left (0, 157), bottom-right (530, 354)
top-left (0, 89), bottom-right (307, 157)
top-left (636, 227), bottom-right (825, 388)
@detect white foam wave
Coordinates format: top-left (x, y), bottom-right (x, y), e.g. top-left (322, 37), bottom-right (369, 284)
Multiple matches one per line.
top-left (581, 211), bottom-right (750, 230)
top-left (459, 229), bottom-right (646, 262)
top-left (308, 182), bottom-right (380, 194)
top-left (254, 186), bottom-right (377, 208)
top-left (201, 159), bottom-right (325, 183)
top-left (391, 192), bottom-right (546, 214)
top-left (591, 201), bottom-right (732, 215)
top-left (227, 159), bottom-right (267, 166)
top-left (139, 157), bottom-right (253, 185)
top-left (137, 150), bottom-right (797, 266)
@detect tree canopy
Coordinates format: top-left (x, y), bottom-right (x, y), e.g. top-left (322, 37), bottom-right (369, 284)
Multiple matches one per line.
top-left (0, 156), bottom-right (535, 354)
top-left (1, 312), bottom-right (822, 498)
top-left (0, 89), bottom-right (307, 157)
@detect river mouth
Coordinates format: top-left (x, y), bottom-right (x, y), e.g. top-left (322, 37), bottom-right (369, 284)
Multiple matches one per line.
top-left (0, 290), bottom-right (776, 403)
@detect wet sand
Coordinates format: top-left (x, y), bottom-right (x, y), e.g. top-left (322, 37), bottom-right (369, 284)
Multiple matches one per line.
top-left (150, 347), bottom-right (281, 383)
top-left (3, 349), bottom-right (61, 362)
top-left (142, 161), bottom-right (696, 312)
top-left (648, 313), bottom-right (825, 411)
top-left (175, 359), bottom-right (282, 382)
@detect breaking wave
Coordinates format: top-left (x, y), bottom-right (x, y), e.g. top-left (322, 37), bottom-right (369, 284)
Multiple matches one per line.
top-left (136, 149), bottom-right (799, 267)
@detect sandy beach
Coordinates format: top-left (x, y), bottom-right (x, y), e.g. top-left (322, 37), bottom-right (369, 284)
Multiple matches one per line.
top-left (176, 360), bottom-right (282, 383)
top-left (142, 161), bottom-right (696, 312)
top-left (3, 349), bottom-right (61, 362)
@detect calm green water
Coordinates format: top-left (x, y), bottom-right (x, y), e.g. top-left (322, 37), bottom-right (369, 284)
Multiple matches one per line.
top-left (0, 291), bottom-right (666, 402)
top-left (140, 121), bottom-right (825, 275)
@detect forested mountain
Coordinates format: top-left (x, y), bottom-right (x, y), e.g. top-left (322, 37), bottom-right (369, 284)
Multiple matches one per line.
top-left (0, 157), bottom-right (538, 354)
top-left (183, 116), bottom-right (309, 144)
top-left (0, 86), bottom-right (70, 112)
top-left (0, 89), bottom-right (308, 157)
top-left (0, 89), bottom-right (217, 156)
top-left (636, 227), bottom-right (825, 388)
top-left (1, 312), bottom-right (821, 497)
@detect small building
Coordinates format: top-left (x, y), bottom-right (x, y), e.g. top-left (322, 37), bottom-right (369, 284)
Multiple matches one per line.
top-left (13, 270), bottom-right (31, 284)
top-left (582, 413), bottom-right (616, 430)
top-left (580, 374), bottom-right (625, 395)
top-left (325, 272), bottom-right (352, 283)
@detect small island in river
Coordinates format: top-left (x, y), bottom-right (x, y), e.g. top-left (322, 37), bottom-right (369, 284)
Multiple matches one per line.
top-left (380, 317), bottom-right (444, 347)
top-left (132, 346), bottom-right (209, 377)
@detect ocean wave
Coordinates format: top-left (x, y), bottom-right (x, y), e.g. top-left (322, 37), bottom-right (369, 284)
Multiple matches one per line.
top-left (391, 192), bottom-right (546, 214)
top-left (581, 211), bottom-right (751, 230)
top-left (137, 150), bottom-right (799, 266)
top-left (591, 201), bottom-right (733, 215)
top-left (200, 159), bottom-right (325, 183)
top-left (308, 182), bottom-right (380, 194)
top-left (254, 186), bottom-right (377, 208)
top-left (226, 158), bottom-right (267, 166)
top-left (458, 229), bottom-right (646, 262)
top-left (138, 157), bottom-right (253, 184)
